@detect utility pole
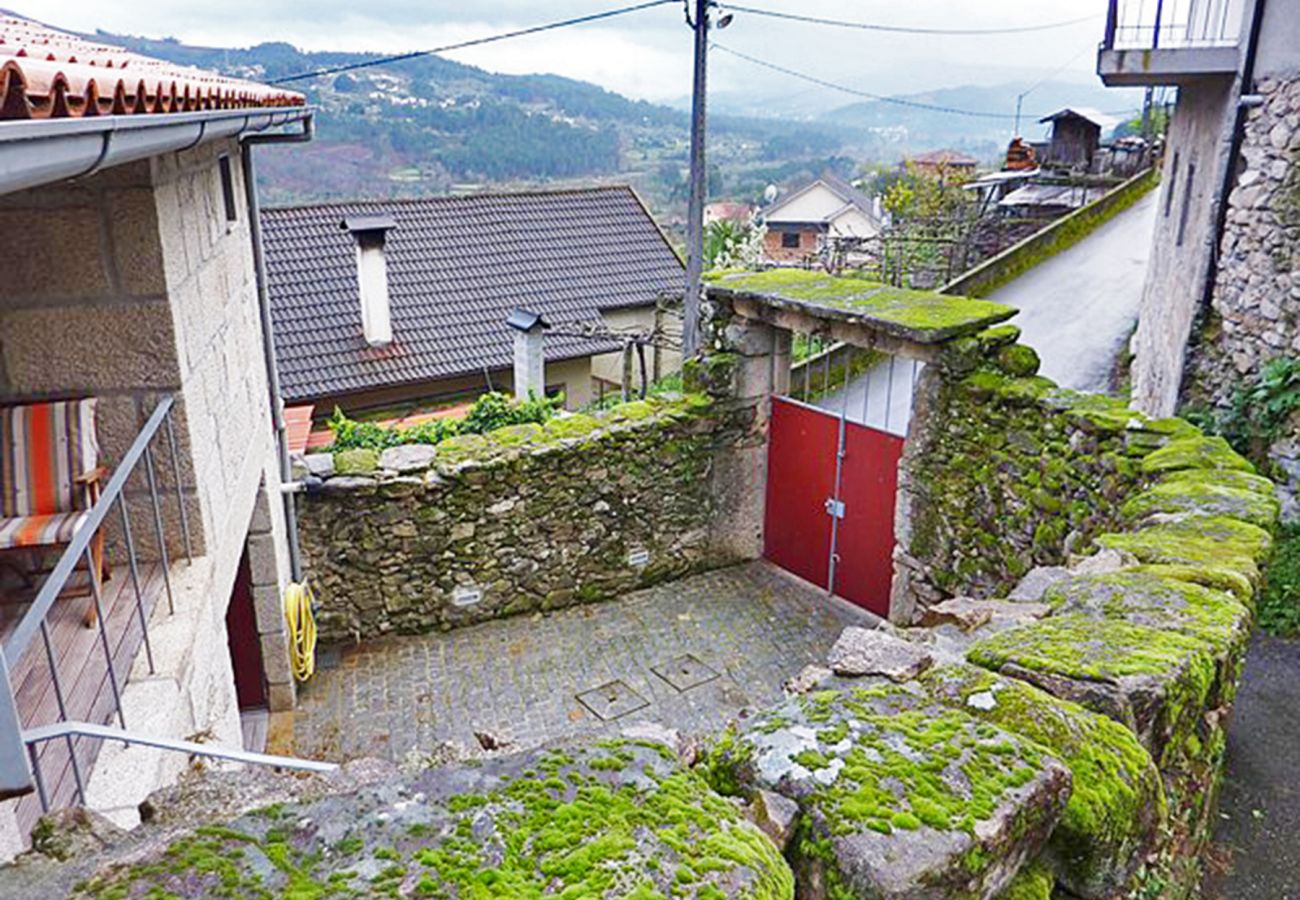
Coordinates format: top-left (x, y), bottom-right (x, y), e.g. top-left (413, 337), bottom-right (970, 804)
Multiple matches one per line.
top-left (682, 0), bottom-right (710, 360)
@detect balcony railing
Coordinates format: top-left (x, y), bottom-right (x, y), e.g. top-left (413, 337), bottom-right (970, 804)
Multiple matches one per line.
top-left (0, 395), bottom-right (329, 833)
top-left (1103, 0), bottom-right (1244, 50)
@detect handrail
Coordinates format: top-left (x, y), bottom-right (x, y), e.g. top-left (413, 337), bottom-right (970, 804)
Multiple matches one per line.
top-left (22, 722), bottom-right (336, 775)
top-left (3, 395), bottom-right (176, 662)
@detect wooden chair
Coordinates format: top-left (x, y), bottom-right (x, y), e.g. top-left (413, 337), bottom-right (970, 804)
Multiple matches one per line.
top-left (0, 399), bottom-right (107, 627)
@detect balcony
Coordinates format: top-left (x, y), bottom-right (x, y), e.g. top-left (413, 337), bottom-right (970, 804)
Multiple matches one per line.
top-left (1098, 0), bottom-right (1243, 86)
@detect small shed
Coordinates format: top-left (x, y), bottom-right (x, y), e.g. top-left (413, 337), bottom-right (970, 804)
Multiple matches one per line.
top-left (1038, 108), bottom-right (1118, 171)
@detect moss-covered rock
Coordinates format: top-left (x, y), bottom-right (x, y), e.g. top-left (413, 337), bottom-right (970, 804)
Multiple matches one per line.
top-left (1157, 467), bottom-right (1277, 497)
top-left (1120, 479), bottom-right (1281, 529)
top-left (333, 447), bottom-right (379, 475)
top-left (1140, 436), bottom-right (1255, 474)
top-left (966, 614), bottom-right (1218, 768)
top-left (70, 741), bottom-right (793, 900)
top-left (998, 858), bottom-right (1055, 900)
top-left (1122, 563), bottom-right (1254, 604)
top-left (921, 665), bottom-right (1164, 899)
top-left (1096, 517), bottom-right (1274, 588)
top-left (706, 682), bottom-right (1071, 899)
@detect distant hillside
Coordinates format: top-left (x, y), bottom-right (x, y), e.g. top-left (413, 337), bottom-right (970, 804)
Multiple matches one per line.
top-left (822, 81), bottom-right (1146, 164)
top-left (91, 31), bottom-right (865, 212)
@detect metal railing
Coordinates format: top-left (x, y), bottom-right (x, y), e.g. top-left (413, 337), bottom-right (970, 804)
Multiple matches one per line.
top-left (1104, 0), bottom-right (1244, 50)
top-left (0, 395), bottom-right (194, 808)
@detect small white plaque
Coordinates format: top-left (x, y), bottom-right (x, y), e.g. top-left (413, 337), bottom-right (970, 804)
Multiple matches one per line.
top-left (627, 547), bottom-right (651, 568)
top-left (451, 585), bottom-right (483, 607)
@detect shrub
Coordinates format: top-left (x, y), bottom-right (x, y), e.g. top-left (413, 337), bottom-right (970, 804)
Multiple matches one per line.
top-left (326, 392), bottom-right (561, 451)
top-left (1260, 524), bottom-right (1300, 637)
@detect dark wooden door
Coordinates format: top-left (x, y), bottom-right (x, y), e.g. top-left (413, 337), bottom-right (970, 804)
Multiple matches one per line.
top-left (225, 550), bottom-right (268, 710)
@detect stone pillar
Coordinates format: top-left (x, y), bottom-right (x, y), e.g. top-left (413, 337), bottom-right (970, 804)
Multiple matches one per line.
top-left (700, 310), bottom-right (791, 562)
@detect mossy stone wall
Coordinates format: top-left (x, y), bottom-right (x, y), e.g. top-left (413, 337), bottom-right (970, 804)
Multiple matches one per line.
top-left (297, 396), bottom-right (735, 641)
top-left (893, 324), bottom-right (1202, 616)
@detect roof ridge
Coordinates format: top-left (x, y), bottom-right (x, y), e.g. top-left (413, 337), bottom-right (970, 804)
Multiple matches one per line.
top-left (264, 184), bottom-right (639, 214)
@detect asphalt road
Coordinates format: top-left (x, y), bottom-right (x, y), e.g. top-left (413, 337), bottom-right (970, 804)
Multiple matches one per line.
top-left (1202, 634), bottom-right (1300, 899)
top-left (986, 189), bottom-right (1159, 393)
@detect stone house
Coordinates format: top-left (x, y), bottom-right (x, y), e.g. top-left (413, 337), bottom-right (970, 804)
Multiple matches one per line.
top-left (0, 16), bottom-right (313, 858)
top-left (260, 187), bottom-right (685, 420)
top-left (759, 175), bottom-right (883, 264)
top-left (1098, 0), bottom-right (1300, 515)
top-left (906, 148), bottom-right (980, 179)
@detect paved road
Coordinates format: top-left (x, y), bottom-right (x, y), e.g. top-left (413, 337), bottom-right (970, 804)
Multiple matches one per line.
top-left (986, 189), bottom-right (1158, 393)
top-left (1202, 634), bottom-right (1300, 899)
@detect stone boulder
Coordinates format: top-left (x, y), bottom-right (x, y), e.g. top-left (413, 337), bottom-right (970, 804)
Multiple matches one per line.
top-left (25, 741), bottom-right (793, 900)
top-left (921, 665), bottom-right (1165, 899)
top-left (827, 627), bottom-right (934, 681)
top-left (706, 682), bottom-right (1071, 899)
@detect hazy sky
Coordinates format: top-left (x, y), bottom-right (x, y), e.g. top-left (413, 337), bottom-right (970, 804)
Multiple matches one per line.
top-left (31, 1), bottom-right (1110, 106)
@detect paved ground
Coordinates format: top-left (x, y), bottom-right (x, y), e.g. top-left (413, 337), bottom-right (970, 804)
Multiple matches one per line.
top-left (1202, 634), bottom-right (1300, 899)
top-left (291, 562), bottom-right (869, 763)
top-left (986, 189), bottom-right (1158, 393)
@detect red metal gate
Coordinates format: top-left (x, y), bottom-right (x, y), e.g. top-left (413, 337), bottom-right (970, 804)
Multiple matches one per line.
top-left (763, 395), bottom-right (904, 617)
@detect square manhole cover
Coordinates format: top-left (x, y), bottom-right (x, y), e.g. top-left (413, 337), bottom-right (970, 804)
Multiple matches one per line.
top-left (651, 654), bottom-right (719, 692)
top-left (576, 680), bottom-right (649, 721)
top-left (315, 645), bottom-right (342, 671)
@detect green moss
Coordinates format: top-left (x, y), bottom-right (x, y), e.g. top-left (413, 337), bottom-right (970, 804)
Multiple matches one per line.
top-left (1258, 524), bottom-right (1300, 637)
top-left (996, 344), bottom-right (1041, 377)
top-left (432, 432), bottom-right (492, 465)
top-left (999, 859), bottom-right (1055, 900)
top-left (922, 665), bottom-right (1164, 895)
top-left (543, 412), bottom-right (603, 440)
top-left (967, 613), bottom-right (1213, 683)
top-left (1158, 467), bottom-right (1277, 496)
top-left (1123, 563), bottom-right (1255, 605)
top-left (1140, 436), bottom-right (1255, 474)
top-left (707, 269), bottom-right (1015, 341)
top-left (1120, 480), bottom-right (1280, 529)
top-left (1096, 517), bottom-right (1273, 585)
top-left (332, 447), bottom-right (379, 475)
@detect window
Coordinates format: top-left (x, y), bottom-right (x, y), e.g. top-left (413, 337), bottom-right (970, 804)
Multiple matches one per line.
top-left (781, 231), bottom-right (801, 249)
top-left (218, 155), bottom-right (238, 224)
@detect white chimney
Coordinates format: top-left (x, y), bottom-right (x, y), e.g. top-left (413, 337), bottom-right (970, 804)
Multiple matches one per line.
top-left (506, 308), bottom-right (546, 402)
top-left (342, 215), bottom-right (397, 347)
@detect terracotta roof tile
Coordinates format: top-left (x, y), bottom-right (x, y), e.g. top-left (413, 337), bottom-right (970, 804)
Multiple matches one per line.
top-left (0, 14), bottom-right (304, 120)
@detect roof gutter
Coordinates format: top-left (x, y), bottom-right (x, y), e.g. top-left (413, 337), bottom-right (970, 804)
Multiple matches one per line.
top-left (241, 113), bottom-right (314, 583)
top-left (0, 106), bottom-right (311, 197)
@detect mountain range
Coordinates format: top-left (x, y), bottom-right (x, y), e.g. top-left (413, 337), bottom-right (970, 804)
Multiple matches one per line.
top-left (91, 30), bottom-right (1143, 215)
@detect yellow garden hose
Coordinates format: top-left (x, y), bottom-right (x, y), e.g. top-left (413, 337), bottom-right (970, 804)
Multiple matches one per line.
top-left (284, 582), bottom-right (318, 682)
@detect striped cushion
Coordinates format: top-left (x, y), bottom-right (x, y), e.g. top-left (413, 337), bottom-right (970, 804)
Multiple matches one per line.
top-left (0, 511), bottom-right (91, 550)
top-left (0, 399), bottom-right (99, 518)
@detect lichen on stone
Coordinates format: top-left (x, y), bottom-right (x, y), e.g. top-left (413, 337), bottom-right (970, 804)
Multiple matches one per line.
top-left (1120, 479), bottom-right (1281, 529)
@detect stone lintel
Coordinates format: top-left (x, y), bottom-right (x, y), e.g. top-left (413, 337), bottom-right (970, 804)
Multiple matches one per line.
top-left (731, 296), bottom-right (942, 363)
top-left (709, 269), bottom-right (1016, 351)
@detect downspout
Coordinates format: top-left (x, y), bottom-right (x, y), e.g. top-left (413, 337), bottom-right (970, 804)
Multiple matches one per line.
top-left (241, 113), bottom-right (314, 582)
top-left (1200, 0), bottom-right (1268, 318)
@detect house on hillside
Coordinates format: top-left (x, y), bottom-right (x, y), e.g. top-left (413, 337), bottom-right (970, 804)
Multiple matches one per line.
top-left (0, 14), bottom-right (313, 858)
top-left (261, 187), bottom-right (684, 420)
top-left (759, 176), bottom-right (883, 264)
top-left (704, 201), bottom-right (754, 227)
top-left (907, 149), bottom-right (980, 178)
top-left (1037, 108), bottom-right (1118, 171)
top-left (1096, 0), bottom-right (1300, 515)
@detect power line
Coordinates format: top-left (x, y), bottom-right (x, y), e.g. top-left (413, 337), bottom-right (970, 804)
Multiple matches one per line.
top-left (724, 5), bottom-right (1094, 36)
top-left (268, 0), bottom-right (676, 85)
top-left (713, 43), bottom-right (1017, 119)
top-left (714, 43), bottom-right (1140, 123)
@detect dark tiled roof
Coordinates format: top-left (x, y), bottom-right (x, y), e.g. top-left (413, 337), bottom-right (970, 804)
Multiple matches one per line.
top-left (263, 186), bottom-right (683, 403)
top-left (0, 14), bottom-right (303, 120)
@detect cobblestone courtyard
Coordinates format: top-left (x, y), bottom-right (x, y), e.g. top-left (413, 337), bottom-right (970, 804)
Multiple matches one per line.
top-left (291, 562), bottom-right (869, 762)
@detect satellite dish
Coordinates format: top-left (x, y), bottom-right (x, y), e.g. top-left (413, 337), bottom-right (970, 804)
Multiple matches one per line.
top-left (763, 184), bottom-right (778, 204)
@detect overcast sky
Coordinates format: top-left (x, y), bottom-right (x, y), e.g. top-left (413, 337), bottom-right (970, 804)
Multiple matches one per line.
top-left (32, 1), bottom-right (1110, 107)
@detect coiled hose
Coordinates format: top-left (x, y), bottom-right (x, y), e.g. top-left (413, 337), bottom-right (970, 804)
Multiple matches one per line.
top-left (283, 582), bottom-right (318, 682)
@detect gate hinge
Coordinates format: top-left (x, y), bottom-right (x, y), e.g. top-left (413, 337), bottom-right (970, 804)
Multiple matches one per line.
top-left (824, 498), bottom-right (846, 519)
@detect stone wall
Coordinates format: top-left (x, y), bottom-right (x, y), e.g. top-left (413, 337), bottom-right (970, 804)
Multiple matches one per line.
top-left (892, 324), bottom-right (1204, 617)
top-left (296, 395), bottom-right (740, 641)
top-left (1184, 71), bottom-right (1300, 519)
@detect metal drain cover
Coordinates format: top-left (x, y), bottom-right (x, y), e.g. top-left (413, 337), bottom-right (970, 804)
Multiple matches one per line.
top-left (651, 654), bottom-right (719, 692)
top-left (576, 680), bottom-right (649, 721)
top-left (315, 645), bottom-right (342, 670)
